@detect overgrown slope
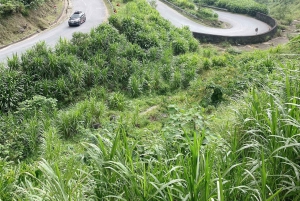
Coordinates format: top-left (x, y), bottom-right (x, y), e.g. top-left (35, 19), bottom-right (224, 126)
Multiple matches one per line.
top-left (0, 0), bottom-right (64, 47)
top-left (0, 0), bottom-right (299, 200)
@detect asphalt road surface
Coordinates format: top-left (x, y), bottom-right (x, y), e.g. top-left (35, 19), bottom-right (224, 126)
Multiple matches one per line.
top-left (0, 0), bottom-right (108, 63)
top-left (156, 0), bottom-right (271, 36)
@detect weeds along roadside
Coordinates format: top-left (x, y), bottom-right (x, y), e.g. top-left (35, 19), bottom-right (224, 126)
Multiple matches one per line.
top-left (0, 1), bottom-right (300, 201)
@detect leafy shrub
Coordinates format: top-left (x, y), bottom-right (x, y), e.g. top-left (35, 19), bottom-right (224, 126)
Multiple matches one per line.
top-left (188, 37), bottom-right (199, 52)
top-left (201, 0), bottom-right (216, 5)
top-left (7, 54), bottom-right (21, 71)
top-left (107, 92), bottom-right (126, 111)
top-left (128, 75), bottom-right (143, 98)
top-left (216, 0), bottom-right (268, 16)
top-left (289, 35), bottom-right (300, 53)
top-left (0, 1), bottom-right (17, 14)
top-left (0, 159), bottom-right (15, 200)
top-left (211, 55), bottom-right (227, 67)
top-left (0, 69), bottom-right (33, 112)
top-left (15, 95), bottom-right (57, 119)
top-left (178, 0), bottom-right (195, 9)
top-left (172, 37), bottom-right (189, 55)
top-left (136, 31), bottom-right (159, 49)
top-left (202, 58), bottom-right (212, 70)
top-left (196, 8), bottom-right (218, 20)
top-left (174, 54), bottom-right (198, 88)
top-left (202, 49), bottom-right (213, 57)
top-left (57, 110), bottom-right (81, 139)
top-left (161, 64), bottom-right (173, 81)
top-left (0, 96), bottom-right (55, 161)
top-left (0, 115), bottom-right (29, 161)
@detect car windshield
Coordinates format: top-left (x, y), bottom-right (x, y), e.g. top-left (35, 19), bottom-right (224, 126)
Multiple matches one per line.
top-left (70, 14), bottom-right (80, 19)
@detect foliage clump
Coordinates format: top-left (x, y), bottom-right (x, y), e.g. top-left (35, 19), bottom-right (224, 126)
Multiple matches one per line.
top-left (0, 0), bottom-right (44, 15)
top-left (201, 0), bottom-right (268, 16)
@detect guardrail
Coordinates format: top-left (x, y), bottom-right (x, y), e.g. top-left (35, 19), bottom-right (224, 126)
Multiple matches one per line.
top-left (159, 0), bottom-right (278, 45)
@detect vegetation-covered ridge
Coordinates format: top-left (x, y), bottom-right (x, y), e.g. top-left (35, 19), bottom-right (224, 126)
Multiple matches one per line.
top-left (0, 0), bottom-right (300, 200)
top-left (201, 0), bottom-right (268, 16)
top-left (257, 0), bottom-right (300, 26)
top-left (0, 0), bottom-right (42, 15)
top-left (0, 0), bottom-right (63, 47)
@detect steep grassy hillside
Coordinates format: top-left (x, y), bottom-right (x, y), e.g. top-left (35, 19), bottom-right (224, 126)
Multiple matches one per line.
top-left (256, 0), bottom-right (300, 25)
top-left (0, 0), bottom-right (64, 47)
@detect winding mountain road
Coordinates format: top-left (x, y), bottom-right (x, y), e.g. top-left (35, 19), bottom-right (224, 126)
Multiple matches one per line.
top-left (0, 0), bottom-right (271, 63)
top-left (0, 0), bottom-right (108, 63)
top-left (156, 1), bottom-right (270, 36)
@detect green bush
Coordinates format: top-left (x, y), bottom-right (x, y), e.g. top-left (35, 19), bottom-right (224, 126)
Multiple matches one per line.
top-left (211, 55), bottom-right (227, 67)
top-left (0, 1), bottom-right (17, 14)
top-left (201, 0), bottom-right (216, 5)
top-left (0, 159), bottom-right (16, 200)
top-left (107, 92), bottom-right (126, 111)
top-left (196, 8), bottom-right (218, 19)
top-left (288, 34), bottom-right (300, 53)
top-left (172, 37), bottom-right (189, 55)
top-left (216, 0), bottom-right (268, 16)
top-left (202, 58), bottom-right (212, 69)
top-left (128, 74), bottom-right (143, 98)
top-left (57, 110), bottom-right (81, 139)
top-left (0, 69), bottom-right (33, 112)
top-left (0, 95), bottom-right (55, 161)
top-left (15, 95), bottom-right (57, 119)
top-left (178, 0), bottom-right (195, 9)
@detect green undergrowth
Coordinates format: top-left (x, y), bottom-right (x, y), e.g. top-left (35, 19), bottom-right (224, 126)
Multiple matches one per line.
top-left (0, 0), bottom-right (300, 200)
top-left (200, 0), bottom-right (268, 16)
top-left (161, 0), bottom-right (220, 27)
top-left (256, 0), bottom-right (300, 26)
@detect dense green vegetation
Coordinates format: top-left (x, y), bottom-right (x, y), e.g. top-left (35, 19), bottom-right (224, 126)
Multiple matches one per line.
top-left (0, 0), bottom-right (199, 159)
top-left (0, 0), bottom-right (300, 200)
top-left (161, 0), bottom-right (219, 25)
top-left (0, 0), bottom-right (43, 15)
top-left (201, 0), bottom-right (268, 16)
top-left (256, 0), bottom-right (300, 26)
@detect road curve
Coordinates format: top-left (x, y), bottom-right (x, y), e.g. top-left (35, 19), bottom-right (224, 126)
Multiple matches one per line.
top-left (0, 0), bottom-right (108, 63)
top-left (156, 0), bottom-right (271, 36)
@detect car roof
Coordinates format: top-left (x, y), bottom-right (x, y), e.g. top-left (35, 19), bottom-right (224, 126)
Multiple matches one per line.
top-left (74, 11), bottom-right (83, 14)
